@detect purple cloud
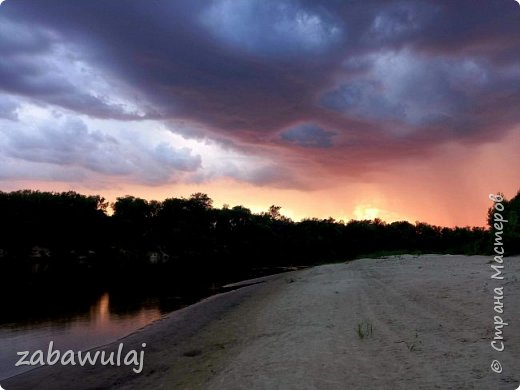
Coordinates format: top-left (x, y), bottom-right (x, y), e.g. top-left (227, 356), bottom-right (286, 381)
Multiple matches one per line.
top-left (0, 0), bottom-right (518, 188)
top-left (281, 123), bottom-right (336, 148)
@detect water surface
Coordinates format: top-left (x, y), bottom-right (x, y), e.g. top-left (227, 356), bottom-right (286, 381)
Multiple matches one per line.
top-left (0, 292), bottom-right (167, 380)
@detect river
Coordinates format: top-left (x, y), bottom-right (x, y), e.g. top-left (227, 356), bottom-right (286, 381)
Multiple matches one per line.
top-left (0, 291), bottom-right (179, 380)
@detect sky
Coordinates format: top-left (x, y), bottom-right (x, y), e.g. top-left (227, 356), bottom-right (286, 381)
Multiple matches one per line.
top-left (0, 0), bottom-right (519, 227)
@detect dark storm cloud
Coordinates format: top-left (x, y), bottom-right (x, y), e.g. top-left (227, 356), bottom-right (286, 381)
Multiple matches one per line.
top-left (281, 123), bottom-right (336, 148)
top-left (1, 0), bottom-right (519, 177)
top-left (1, 0), bottom-right (346, 131)
top-left (199, 0), bottom-right (344, 56)
top-left (0, 51), bottom-right (151, 120)
top-left (0, 13), bottom-right (157, 120)
top-left (319, 52), bottom-right (498, 130)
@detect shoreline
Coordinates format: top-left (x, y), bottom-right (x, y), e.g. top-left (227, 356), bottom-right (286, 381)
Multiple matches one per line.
top-left (0, 269), bottom-right (295, 382)
top-left (3, 269), bottom-right (294, 389)
top-left (4, 254), bottom-right (520, 389)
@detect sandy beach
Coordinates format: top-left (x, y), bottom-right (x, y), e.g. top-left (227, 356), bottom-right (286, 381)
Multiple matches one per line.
top-left (4, 254), bottom-right (520, 389)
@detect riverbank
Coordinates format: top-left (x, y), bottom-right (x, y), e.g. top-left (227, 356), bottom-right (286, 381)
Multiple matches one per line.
top-left (4, 254), bottom-right (520, 389)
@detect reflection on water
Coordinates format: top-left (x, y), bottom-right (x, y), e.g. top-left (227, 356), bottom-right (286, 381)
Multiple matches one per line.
top-left (0, 292), bottom-right (164, 380)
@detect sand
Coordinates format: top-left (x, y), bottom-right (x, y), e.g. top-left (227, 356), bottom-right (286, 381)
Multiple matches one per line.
top-left (4, 254), bottom-right (520, 389)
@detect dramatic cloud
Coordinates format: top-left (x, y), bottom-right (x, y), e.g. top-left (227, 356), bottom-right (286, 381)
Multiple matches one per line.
top-left (0, 100), bottom-right (291, 188)
top-left (320, 51), bottom-right (497, 129)
top-left (280, 123), bottom-right (336, 148)
top-left (200, 0), bottom-right (343, 56)
top-left (0, 14), bottom-right (156, 120)
top-left (0, 0), bottom-right (518, 225)
top-left (0, 111), bottom-right (202, 184)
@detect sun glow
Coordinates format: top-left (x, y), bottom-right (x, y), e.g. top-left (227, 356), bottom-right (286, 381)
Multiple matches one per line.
top-left (353, 205), bottom-right (381, 221)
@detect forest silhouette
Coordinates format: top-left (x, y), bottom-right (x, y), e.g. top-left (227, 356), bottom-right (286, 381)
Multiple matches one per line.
top-left (0, 189), bottom-right (518, 295)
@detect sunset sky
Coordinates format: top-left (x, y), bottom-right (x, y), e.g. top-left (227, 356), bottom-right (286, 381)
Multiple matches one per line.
top-left (0, 0), bottom-right (519, 226)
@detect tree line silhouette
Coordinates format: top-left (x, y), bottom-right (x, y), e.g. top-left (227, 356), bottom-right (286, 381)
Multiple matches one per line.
top-left (0, 189), bottom-right (518, 293)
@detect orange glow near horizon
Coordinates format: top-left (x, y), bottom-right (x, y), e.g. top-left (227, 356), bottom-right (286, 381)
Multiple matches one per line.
top-left (2, 176), bottom-right (517, 228)
top-left (2, 129), bottom-right (518, 228)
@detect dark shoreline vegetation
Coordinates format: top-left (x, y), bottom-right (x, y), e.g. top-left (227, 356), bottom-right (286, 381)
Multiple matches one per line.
top-left (1, 189), bottom-right (519, 317)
